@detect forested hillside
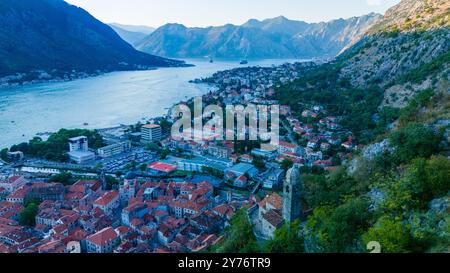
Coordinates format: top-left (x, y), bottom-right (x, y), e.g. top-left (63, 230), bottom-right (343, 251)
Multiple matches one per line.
top-left (213, 0), bottom-right (449, 253)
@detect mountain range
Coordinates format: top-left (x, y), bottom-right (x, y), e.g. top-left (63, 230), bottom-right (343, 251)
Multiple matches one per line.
top-left (108, 23), bottom-right (155, 47)
top-left (0, 0), bottom-right (184, 79)
top-left (109, 23), bottom-right (155, 35)
top-left (135, 14), bottom-right (382, 59)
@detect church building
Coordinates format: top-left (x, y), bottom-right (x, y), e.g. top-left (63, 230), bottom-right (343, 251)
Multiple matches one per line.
top-left (257, 164), bottom-right (303, 239)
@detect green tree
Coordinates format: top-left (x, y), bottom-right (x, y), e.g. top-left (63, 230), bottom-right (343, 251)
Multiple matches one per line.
top-left (325, 168), bottom-right (360, 206)
top-left (389, 124), bottom-right (441, 164)
top-left (9, 129), bottom-right (104, 162)
top-left (105, 175), bottom-right (119, 190)
top-left (377, 107), bottom-right (400, 127)
top-left (0, 148), bottom-right (9, 162)
top-left (302, 174), bottom-right (328, 208)
top-left (160, 149), bottom-right (170, 160)
top-left (127, 160), bottom-right (137, 169)
top-left (201, 166), bottom-right (224, 179)
top-left (281, 159), bottom-right (294, 171)
top-left (215, 209), bottom-right (259, 253)
top-left (129, 122), bottom-right (143, 133)
top-left (362, 217), bottom-right (412, 253)
top-left (331, 157), bottom-right (342, 166)
top-left (158, 119), bottom-right (173, 134)
top-left (146, 143), bottom-right (161, 153)
top-left (398, 90), bottom-right (434, 126)
top-left (252, 157), bottom-right (265, 171)
top-left (139, 163), bottom-right (148, 172)
top-left (49, 172), bottom-right (74, 186)
top-left (306, 198), bottom-right (373, 252)
top-left (263, 220), bottom-right (304, 253)
top-left (19, 203), bottom-right (39, 227)
top-left (425, 156), bottom-right (450, 198)
top-left (234, 140), bottom-right (260, 154)
top-left (381, 156), bottom-right (450, 212)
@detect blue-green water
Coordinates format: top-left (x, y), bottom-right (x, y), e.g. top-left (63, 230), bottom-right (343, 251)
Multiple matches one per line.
top-left (0, 59), bottom-right (299, 148)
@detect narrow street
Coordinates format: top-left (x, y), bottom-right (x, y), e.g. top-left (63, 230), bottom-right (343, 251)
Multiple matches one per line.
top-left (281, 118), bottom-right (297, 144)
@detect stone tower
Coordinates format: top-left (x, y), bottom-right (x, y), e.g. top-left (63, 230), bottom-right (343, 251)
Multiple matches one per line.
top-left (119, 171), bottom-right (138, 206)
top-left (283, 164), bottom-right (303, 223)
top-left (99, 170), bottom-right (107, 191)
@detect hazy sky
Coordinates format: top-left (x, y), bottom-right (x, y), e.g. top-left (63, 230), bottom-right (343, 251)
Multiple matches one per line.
top-left (65, 0), bottom-right (400, 28)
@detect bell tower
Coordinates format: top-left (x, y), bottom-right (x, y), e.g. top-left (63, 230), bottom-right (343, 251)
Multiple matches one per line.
top-left (283, 164), bottom-right (303, 223)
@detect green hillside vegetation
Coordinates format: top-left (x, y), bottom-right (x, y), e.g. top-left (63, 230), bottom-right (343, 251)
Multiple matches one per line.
top-left (215, 86), bottom-right (449, 253)
top-left (215, 1), bottom-right (450, 250)
top-left (397, 51), bottom-right (450, 85)
top-left (276, 63), bottom-right (388, 144)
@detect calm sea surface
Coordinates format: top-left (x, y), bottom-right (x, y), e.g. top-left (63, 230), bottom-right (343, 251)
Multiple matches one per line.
top-left (0, 59), bottom-right (300, 148)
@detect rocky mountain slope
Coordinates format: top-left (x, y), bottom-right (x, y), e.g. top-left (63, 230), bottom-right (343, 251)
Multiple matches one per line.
top-left (136, 14), bottom-right (381, 59)
top-left (0, 0), bottom-right (184, 81)
top-left (273, 0), bottom-right (449, 254)
top-left (339, 0), bottom-right (449, 107)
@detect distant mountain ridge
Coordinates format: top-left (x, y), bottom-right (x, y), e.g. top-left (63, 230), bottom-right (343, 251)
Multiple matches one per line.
top-left (108, 23), bottom-right (155, 47)
top-left (0, 0), bottom-right (184, 80)
top-left (109, 23), bottom-right (155, 35)
top-left (136, 14), bottom-right (382, 59)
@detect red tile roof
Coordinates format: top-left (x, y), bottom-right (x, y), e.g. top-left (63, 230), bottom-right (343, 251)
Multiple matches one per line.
top-left (142, 124), bottom-right (161, 129)
top-left (237, 175), bottom-right (248, 183)
top-left (1, 176), bottom-right (25, 184)
top-left (94, 191), bottom-right (119, 207)
top-left (86, 227), bottom-right (118, 247)
top-left (279, 141), bottom-right (298, 149)
top-left (115, 226), bottom-right (131, 235)
top-left (148, 162), bottom-right (178, 173)
top-left (259, 192), bottom-right (283, 211)
top-left (262, 209), bottom-right (284, 228)
top-left (213, 204), bottom-right (233, 217)
top-left (6, 187), bottom-right (28, 199)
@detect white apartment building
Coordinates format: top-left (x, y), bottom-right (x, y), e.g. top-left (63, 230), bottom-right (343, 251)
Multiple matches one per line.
top-left (68, 136), bottom-right (95, 164)
top-left (69, 136), bottom-right (95, 164)
top-left (141, 124), bottom-right (162, 143)
top-left (97, 141), bottom-right (131, 158)
top-left (69, 136), bottom-right (89, 152)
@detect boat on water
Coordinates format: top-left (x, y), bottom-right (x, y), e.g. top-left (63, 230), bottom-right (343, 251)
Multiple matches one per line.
top-left (240, 59), bottom-right (248, 65)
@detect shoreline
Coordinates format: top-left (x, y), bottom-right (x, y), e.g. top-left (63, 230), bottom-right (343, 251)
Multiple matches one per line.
top-left (0, 67), bottom-right (162, 89)
top-left (0, 59), bottom-right (307, 150)
top-left (0, 57), bottom-right (311, 89)
top-left (0, 60), bottom-right (195, 89)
